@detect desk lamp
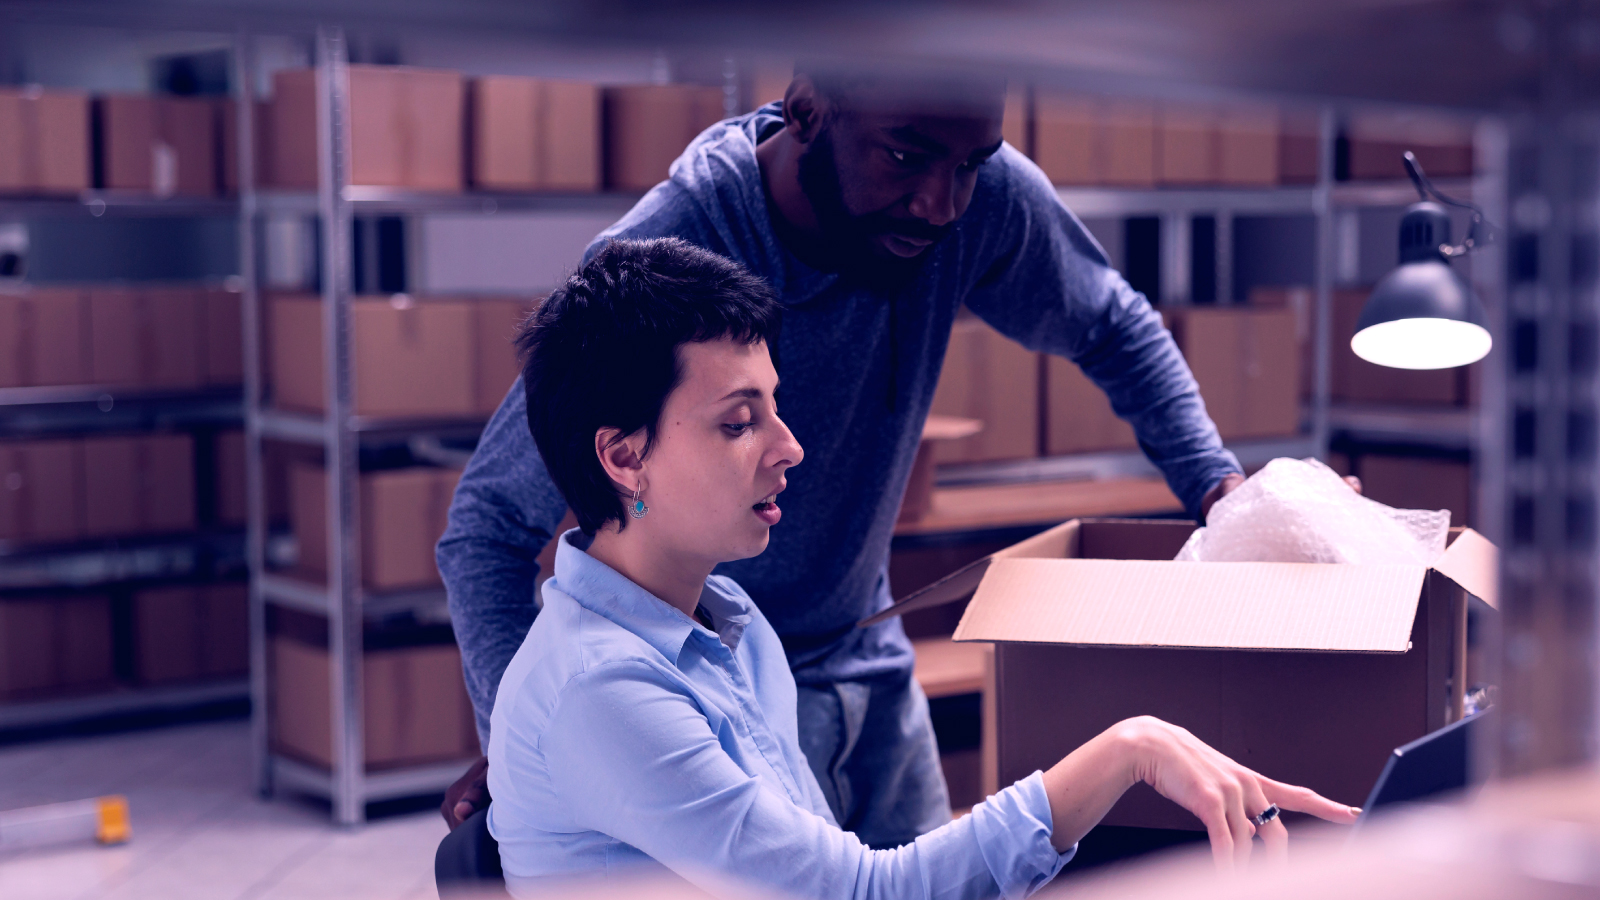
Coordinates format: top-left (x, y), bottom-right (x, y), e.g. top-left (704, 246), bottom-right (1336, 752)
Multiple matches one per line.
top-left (1352, 152), bottom-right (1495, 370)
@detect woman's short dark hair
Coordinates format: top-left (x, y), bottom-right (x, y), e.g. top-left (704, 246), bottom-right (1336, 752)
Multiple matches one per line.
top-left (517, 238), bottom-right (782, 535)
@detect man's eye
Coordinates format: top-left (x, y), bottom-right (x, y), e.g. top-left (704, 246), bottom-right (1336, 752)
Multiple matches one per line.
top-left (889, 149), bottom-right (911, 164)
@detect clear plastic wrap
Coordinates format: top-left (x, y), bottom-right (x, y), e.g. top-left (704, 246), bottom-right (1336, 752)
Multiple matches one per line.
top-left (1175, 457), bottom-right (1450, 565)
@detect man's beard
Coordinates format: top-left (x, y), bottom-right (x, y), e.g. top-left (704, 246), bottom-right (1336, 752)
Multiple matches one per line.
top-left (795, 126), bottom-right (950, 291)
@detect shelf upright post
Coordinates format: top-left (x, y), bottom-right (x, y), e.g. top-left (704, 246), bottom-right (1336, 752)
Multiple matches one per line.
top-left (1159, 211), bottom-right (1190, 305)
top-left (232, 29), bottom-right (272, 800)
top-left (1215, 208), bottom-right (1233, 305)
top-left (314, 26), bottom-right (367, 826)
top-left (1309, 105), bottom-right (1337, 459)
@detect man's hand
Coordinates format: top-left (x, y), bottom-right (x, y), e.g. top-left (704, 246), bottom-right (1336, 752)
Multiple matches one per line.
top-left (441, 755), bottom-right (491, 830)
top-left (1198, 471), bottom-right (1363, 523)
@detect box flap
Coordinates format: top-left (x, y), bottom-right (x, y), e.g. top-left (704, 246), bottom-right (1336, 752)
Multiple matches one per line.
top-left (953, 558), bottom-right (1427, 652)
top-left (857, 520), bottom-right (1080, 628)
top-left (1430, 527), bottom-right (1498, 609)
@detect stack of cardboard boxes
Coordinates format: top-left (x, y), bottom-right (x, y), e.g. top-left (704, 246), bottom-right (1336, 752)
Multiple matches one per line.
top-left (931, 307), bottom-right (1302, 467)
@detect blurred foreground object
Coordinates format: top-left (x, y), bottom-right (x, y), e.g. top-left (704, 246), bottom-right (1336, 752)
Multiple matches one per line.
top-left (0, 795), bottom-right (130, 850)
top-left (1176, 457), bottom-right (1449, 564)
top-left (1353, 153), bottom-right (1493, 370)
top-left (1048, 766), bottom-right (1600, 899)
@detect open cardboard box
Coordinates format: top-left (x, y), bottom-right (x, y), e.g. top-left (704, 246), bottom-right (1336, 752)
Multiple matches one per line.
top-left (862, 517), bottom-right (1498, 830)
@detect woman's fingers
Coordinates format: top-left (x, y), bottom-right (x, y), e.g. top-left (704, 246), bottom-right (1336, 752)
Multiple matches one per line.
top-left (1256, 816), bottom-right (1289, 865)
top-left (1260, 777), bottom-right (1362, 824)
top-left (1202, 805), bottom-right (1236, 873)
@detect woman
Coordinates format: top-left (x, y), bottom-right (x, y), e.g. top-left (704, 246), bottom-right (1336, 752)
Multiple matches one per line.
top-left (487, 237), bottom-right (1357, 898)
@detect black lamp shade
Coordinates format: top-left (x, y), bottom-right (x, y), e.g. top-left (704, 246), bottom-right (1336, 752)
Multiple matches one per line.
top-left (1352, 202), bottom-right (1491, 370)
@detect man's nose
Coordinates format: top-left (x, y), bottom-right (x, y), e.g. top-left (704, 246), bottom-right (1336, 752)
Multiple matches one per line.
top-left (907, 173), bottom-right (958, 227)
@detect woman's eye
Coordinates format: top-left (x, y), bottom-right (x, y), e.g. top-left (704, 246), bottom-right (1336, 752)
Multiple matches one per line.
top-left (889, 149), bottom-right (910, 165)
top-left (724, 422), bottom-right (753, 435)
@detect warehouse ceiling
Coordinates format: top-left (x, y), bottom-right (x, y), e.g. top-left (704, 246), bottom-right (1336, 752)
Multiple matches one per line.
top-left (0, 0), bottom-right (1596, 109)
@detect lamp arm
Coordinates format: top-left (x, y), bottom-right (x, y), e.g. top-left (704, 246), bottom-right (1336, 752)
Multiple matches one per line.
top-left (1403, 151), bottom-right (1497, 256)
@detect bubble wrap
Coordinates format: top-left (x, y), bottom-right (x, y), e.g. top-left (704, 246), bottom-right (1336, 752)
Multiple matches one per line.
top-left (1175, 457), bottom-right (1450, 565)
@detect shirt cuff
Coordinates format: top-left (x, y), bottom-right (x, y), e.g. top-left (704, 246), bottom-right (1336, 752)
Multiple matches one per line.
top-left (969, 771), bottom-right (1075, 900)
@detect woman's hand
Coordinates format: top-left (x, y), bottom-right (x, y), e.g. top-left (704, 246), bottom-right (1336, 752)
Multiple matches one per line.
top-left (1040, 716), bottom-right (1360, 871)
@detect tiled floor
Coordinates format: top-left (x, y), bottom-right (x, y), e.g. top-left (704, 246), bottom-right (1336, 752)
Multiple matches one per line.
top-left (0, 720), bottom-right (446, 900)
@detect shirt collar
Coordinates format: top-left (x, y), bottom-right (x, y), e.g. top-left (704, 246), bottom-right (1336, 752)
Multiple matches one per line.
top-left (552, 529), bottom-right (754, 664)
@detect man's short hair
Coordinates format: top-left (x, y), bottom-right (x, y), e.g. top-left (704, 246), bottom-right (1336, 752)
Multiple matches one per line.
top-left (517, 238), bottom-right (782, 535)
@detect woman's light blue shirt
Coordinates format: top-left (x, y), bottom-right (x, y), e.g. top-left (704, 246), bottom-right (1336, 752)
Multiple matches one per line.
top-left (487, 529), bottom-right (1073, 899)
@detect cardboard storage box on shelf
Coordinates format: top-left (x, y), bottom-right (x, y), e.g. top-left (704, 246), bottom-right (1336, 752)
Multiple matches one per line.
top-left (0, 438), bottom-right (86, 544)
top-left (201, 287), bottom-right (244, 385)
top-left (470, 77), bottom-right (601, 192)
top-left (1032, 92), bottom-right (1097, 185)
top-left (0, 88), bottom-right (91, 194)
top-left (1357, 454), bottom-right (1472, 528)
top-left (1248, 285), bottom-right (1315, 399)
top-left (1043, 356), bottom-right (1139, 455)
top-left (219, 97), bottom-right (272, 194)
top-left (929, 315), bottom-right (1040, 464)
top-left (87, 287), bottom-right (205, 389)
top-left (472, 297), bottom-right (535, 416)
top-left (864, 517), bottom-right (1498, 828)
top-left (1346, 111), bottom-right (1474, 181)
top-left (215, 430), bottom-right (296, 527)
top-left (95, 94), bottom-right (219, 196)
top-left (1099, 100), bottom-right (1157, 187)
top-left (131, 583), bottom-right (249, 685)
top-left (1216, 105), bottom-right (1279, 186)
top-left (81, 433), bottom-right (196, 537)
top-left (1156, 104), bottom-right (1216, 186)
top-left (0, 288), bottom-right (91, 388)
top-left (898, 416), bottom-right (983, 524)
top-left (270, 635), bottom-right (478, 769)
top-left (290, 463), bottom-right (460, 591)
top-left (603, 84), bottom-right (726, 192)
top-left (0, 593), bottom-right (115, 700)
top-left (1279, 109), bottom-right (1322, 184)
top-left (271, 66), bottom-right (464, 191)
top-left (1168, 306), bottom-right (1300, 440)
top-left (270, 293), bottom-right (476, 419)
top-left (1333, 287), bottom-right (1466, 404)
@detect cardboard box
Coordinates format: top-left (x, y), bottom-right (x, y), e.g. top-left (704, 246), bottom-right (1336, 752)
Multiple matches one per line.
top-left (1347, 112), bottom-right (1474, 181)
top-left (0, 439), bottom-right (85, 544)
top-left (87, 287), bottom-right (203, 389)
top-left (270, 294), bottom-right (476, 419)
top-left (82, 433), bottom-right (195, 537)
top-left (1216, 105), bottom-right (1279, 186)
top-left (1156, 104), bottom-right (1216, 186)
top-left (1249, 285), bottom-right (1315, 400)
top-left (1168, 306), bottom-right (1300, 440)
top-left (899, 416), bottom-right (983, 524)
top-left (603, 84), bottom-right (726, 192)
top-left (1279, 109), bottom-right (1322, 185)
top-left (472, 298), bottom-right (534, 416)
top-left (1357, 454), bottom-right (1472, 527)
top-left (0, 594), bottom-right (114, 700)
top-left (1043, 355), bottom-right (1139, 455)
top-left (219, 98), bottom-right (272, 195)
top-left (0, 88), bottom-right (91, 195)
top-left (270, 66), bottom-right (465, 191)
top-left (866, 517), bottom-right (1498, 829)
top-left (1333, 288), bottom-right (1463, 405)
top-left (270, 636), bottom-right (478, 770)
top-left (95, 94), bottom-right (218, 196)
top-left (132, 583), bottom-right (249, 685)
top-left (929, 316), bottom-right (1040, 464)
top-left (215, 429), bottom-right (248, 527)
top-left (470, 77), bottom-right (601, 191)
top-left (290, 463), bottom-right (460, 591)
top-left (1100, 100), bottom-right (1157, 187)
top-left (201, 288), bottom-right (244, 385)
top-left (1001, 84), bottom-right (1029, 157)
top-left (0, 288), bottom-right (90, 387)
top-left (1031, 92), bottom-right (1098, 185)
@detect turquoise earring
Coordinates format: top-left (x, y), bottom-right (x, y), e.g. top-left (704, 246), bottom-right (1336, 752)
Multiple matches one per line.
top-left (628, 488), bottom-right (649, 519)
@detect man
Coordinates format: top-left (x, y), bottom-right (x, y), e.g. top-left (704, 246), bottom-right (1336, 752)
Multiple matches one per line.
top-left (438, 65), bottom-right (1251, 847)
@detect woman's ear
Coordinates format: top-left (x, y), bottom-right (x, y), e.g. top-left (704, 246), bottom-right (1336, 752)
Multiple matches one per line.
top-left (595, 426), bottom-right (648, 493)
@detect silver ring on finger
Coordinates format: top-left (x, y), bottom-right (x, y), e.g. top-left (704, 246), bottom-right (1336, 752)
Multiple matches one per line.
top-left (1250, 804), bottom-right (1280, 827)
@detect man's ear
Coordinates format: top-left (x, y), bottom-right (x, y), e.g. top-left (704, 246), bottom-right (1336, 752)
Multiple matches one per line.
top-left (784, 74), bottom-right (827, 145)
top-left (595, 426), bottom-right (647, 494)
